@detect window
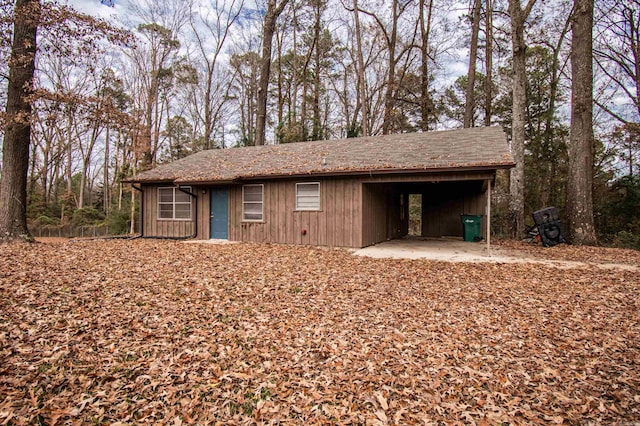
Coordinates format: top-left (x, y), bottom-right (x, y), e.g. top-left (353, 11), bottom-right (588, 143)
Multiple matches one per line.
top-left (243, 184), bottom-right (263, 221)
top-left (296, 182), bottom-right (320, 211)
top-left (158, 186), bottom-right (192, 220)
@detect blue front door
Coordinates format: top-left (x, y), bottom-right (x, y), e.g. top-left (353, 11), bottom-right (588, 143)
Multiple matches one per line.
top-left (210, 187), bottom-right (229, 239)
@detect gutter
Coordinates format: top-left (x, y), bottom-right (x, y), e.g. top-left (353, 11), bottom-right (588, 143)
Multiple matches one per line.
top-left (173, 163), bottom-right (516, 185)
top-left (131, 184), bottom-right (143, 237)
top-left (177, 185), bottom-right (198, 239)
top-left (130, 183), bottom-right (197, 240)
top-left (130, 183), bottom-right (198, 240)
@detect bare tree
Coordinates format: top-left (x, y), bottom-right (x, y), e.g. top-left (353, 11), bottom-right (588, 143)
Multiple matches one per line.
top-left (418, 0), bottom-right (434, 131)
top-left (594, 0), bottom-right (640, 124)
top-left (126, 0), bottom-right (191, 166)
top-left (358, 0), bottom-right (413, 134)
top-left (508, 0), bottom-right (537, 238)
top-left (188, 0), bottom-right (243, 149)
top-left (593, 0), bottom-right (640, 176)
top-left (0, 0), bottom-right (40, 242)
top-left (463, 0), bottom-right (482, 128)
top-left (566, 0), bottom-right (597, 245)
top-left (352, 0), bottom-right (368, 136)
top-left (483, 0), bottom-right (493, 126)
top-left (230, 50), bottom-right (260, 145)
top-left (255, 0), bottom-right (290, 146)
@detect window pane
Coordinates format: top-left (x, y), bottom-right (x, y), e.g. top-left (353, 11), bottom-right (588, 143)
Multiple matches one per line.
top-left (175, 190), bottom-right (190, 203)
top-left (159, 188), bottom-right (174, 203)
top-left (297, 183), bottom-right (320, 210)
top-left (175, 203), bottom-right (191, 219)
top-left (243, 186), bottom-right (263, 202)
top-left (243, 185), bottom-right (263, 220)
top-left (244, 203), bottom-right (262, 214)
top-left (159, 204), bottom-right (173, 218)
top-left (298, 198), bottom-right (320, 210)
top-left (244, 192), bottom-right (262, 202)
top-left (244, 212), bottom-right (262, 221)
top-left (298, 183), bottom-right (319, 195)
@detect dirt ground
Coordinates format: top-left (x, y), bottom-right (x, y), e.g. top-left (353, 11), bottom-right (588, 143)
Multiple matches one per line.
top-left (1, 238), bottom-right (639, 424)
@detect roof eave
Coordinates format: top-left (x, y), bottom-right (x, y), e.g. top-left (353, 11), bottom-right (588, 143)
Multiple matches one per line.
top-left (229, 163), bottom-right (516, 181)
top-left (122, 177), bottom-right (176, 184)
top-left (170, 162), bottom-right (515, 184)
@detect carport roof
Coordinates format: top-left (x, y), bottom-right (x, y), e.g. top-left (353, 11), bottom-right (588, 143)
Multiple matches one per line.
top-left (127, 126), bottom-right (514, 184)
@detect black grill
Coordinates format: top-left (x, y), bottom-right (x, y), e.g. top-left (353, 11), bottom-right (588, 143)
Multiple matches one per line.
top-left (532, 207), bottom-right (565, 247)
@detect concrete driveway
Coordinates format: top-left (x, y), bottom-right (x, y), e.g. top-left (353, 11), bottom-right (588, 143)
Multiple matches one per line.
top-left (353, 237), bottom-right (518, 263)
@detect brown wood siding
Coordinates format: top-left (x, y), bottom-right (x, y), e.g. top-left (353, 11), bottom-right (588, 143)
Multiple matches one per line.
top-left (362, 184), bottom-right (387, 247)
top-left (142, 184), bottom-right (196, 238)
top-left (361, 183), bottom-right (408, 247)
top-left (152, 170), bottom-right (495, 246)
top-left (228, 177), bottom-right (362, 247)
top-left (422, 181), bottom-right (486, 238)
top-left (360, 171), bottom-right (494, 184)
top-left (196, 187), bottom-right (210, 239)
top-left (360, 175), bottom-right (492, 246)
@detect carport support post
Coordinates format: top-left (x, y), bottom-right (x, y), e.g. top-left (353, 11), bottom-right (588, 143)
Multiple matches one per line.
top-left (486, 179), bottom-right (491, 256)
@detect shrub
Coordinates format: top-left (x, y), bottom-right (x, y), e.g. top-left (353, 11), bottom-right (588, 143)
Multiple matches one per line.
top-left (106, 210), bottom-right (131, 235)
top-left (33, 215), bottom-right (59, 226)
top-left (70, 208), bottom-right (105, 227)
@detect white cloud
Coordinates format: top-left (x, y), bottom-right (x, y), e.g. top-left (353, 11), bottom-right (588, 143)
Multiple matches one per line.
top-left (65, 0), bottom-right (127, 21)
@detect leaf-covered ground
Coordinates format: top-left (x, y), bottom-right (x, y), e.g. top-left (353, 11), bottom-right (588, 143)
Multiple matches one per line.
top-left (496, 239), bottom-right (640, 267)
top-left (1, 239), bottom-right (639, 425)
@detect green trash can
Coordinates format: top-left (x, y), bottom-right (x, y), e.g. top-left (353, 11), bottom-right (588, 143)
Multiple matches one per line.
top-left (461, 214), bottom-right (483, 242)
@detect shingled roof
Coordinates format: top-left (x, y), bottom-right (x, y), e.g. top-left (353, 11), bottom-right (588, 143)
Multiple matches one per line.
top-left (127, 126), bottom-right (514, 184)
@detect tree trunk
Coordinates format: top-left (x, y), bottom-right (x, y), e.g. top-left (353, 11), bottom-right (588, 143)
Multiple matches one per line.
top-left (276, 30), bottom-right (284, 135)
top-left (566, 0), bottom-right (597, 245)
top-left (255, 0), bottom-right (290, 146)
top-left (0, 0), bottom-right (40, 242)
top-left (382, 0), bottom-right (398, 135)
top-left (419, 0), bottom-right (433, 131)
top-left (292, 6), bottom-right (299, 127)
top-left (66, 111), bottom-right (73, 200)
top-left (508, 0), bottom-right (536, 238)
top-left (484, 0), bottom-right (493, 126)
top-left (104, 125), bottom-right (110, 216)
top-left (130, 152), bottom-right (137, 234)
top-left (463, 0), bottom-right (482, 128)
top-left (312, 0), bottom-right (322, 141)
top-left (353, 0), bottom-right (368, 136)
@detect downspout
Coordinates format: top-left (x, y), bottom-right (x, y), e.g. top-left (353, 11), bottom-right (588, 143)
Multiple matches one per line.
top-left (131, 184), bottom-right (143, 238)
top-left (486, 178), bottom-right (492, 256)
top-left (178, 186), bottom-right (198, 239)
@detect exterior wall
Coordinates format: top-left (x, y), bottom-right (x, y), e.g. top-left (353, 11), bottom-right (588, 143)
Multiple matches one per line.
top-left (422, 181), bottom-right (486, 238)
top-left (141, 184), bottom-right (196, 238)
top-left (142, 170), bottom-right (494, 247)
top-left (228, 177), bottom-right (362, 247)
top-left (362, 184), bottom-right (407, 247)
top-left (359, 172), bottom-right (493, 246)
top-left (195, 188), bottom-right (210, 240)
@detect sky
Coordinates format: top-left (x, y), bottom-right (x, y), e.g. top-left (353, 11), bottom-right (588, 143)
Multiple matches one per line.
top-left (67, 0), bottom-right (126, 21)
top-left (64, 0), bottom-right (471, 86)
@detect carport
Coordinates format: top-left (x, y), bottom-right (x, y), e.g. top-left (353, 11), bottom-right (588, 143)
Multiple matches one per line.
top-left (361, 174), bottom-right (494, 251)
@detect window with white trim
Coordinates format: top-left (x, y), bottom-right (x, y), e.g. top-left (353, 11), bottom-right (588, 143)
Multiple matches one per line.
top-left (158, 186), bottom-right (192, 220)
top-left (296, 182), bottom-right (321, 211)
top-left (242, 184), bottom-right (264, 221)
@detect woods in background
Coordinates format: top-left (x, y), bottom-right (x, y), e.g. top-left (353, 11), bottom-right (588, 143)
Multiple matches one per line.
top-left (0, 0), bottom-right (638, 247)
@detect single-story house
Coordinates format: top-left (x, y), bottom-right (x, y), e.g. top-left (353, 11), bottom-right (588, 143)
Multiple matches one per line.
top-left (126, 126), bottom-right (514, 248)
